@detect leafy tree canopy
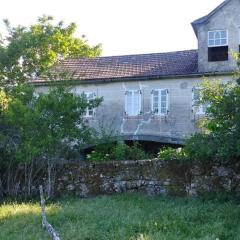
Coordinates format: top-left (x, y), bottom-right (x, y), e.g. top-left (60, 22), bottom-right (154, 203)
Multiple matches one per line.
top-left (1, 84), bottom-right (102, 162)
top-left (0, 15), bottom-right (102, 86)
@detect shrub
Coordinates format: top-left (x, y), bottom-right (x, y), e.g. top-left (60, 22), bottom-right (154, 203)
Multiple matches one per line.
top-left (158, 147), bottom-right (188, 161)
top-left (110, 143), bottom-right (127, 161)
top-left (87, 142), bottom-right (151, 162)
top-left (184, 134), bottom-right (217, 162)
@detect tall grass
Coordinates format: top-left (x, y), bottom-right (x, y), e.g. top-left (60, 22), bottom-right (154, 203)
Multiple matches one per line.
top-left (0, 193), bottom-right (239, 240)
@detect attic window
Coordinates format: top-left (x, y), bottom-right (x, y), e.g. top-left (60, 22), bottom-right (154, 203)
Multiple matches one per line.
top-left (208, 30), bottom-right (228, 62)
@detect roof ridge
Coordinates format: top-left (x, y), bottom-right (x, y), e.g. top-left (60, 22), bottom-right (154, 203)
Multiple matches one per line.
top-left (65, 49), bottom-right (198, 61)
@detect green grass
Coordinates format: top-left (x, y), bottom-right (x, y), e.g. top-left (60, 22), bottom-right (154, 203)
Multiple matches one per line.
top-left (0, 193), bottom-right (240, 240)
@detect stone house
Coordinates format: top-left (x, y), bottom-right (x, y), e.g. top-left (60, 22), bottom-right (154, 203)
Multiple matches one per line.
top-left (34, 0), bottom-right (240, 146)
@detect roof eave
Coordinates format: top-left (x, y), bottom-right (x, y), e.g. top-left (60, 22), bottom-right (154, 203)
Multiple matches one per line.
top-left (191, 22), bottom-right (199, 38)
top-left (29, 71), bottom-right (234, 87)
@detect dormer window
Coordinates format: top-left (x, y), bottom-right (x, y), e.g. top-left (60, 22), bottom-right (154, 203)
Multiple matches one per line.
top-left (208, 30), bottom-right (228, 47)
top-left (208, 30), bottom-right (228, 62)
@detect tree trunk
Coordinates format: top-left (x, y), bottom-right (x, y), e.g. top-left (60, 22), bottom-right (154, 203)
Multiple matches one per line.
top-left (47, 160), bottom-right (52, 199)
top-left (39, 185), bottom-right (60, 240)
top-left (27, 163), bottom-right (33, 196)
top-left (0, 179), bottom-right (3, 198)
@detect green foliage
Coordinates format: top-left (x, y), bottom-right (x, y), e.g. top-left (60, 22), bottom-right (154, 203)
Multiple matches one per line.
top-left (87, 142), bottom-right (150, 162)
top-left (1, 84), bottom-right (102, 163)
top-left (126, 142), bottom-right (150, 160)
top-left (0, 16), bottom-right (102, 196)
top-left (0, 16), bottom-right (102, 87)
top-left (185, 77), bottom-right (240, 163)
top-left (158, 147), bottom-right (188, 161)
top-left (1, 193), bottom-right (240, 240)
top-left (185, 134), bottom-right (219, 162)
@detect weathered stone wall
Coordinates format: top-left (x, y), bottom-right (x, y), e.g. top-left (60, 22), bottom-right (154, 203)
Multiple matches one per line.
top-left (54, 160), bottom-right (240, 197)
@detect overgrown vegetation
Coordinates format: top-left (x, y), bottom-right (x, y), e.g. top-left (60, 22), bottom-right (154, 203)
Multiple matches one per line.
top-left (87, 142), bottom-right (151, 162)
top-left (185, 75), bottom-right (240, 163)
top-left (159, 57), bottom-right (240, 164)
top-left (157, 147), bottom-right (186, 161)
top-left (1, 193), bottom-right (240, 240)
top-left (0, 17), bottom-right (102, 198)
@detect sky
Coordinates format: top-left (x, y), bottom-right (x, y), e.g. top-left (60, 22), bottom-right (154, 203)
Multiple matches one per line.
top-left (0, 0), bottom-right (224, 56)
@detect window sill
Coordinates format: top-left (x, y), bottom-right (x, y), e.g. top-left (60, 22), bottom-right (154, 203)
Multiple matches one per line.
top-left (151, 114), bottom-right (168, 118)
top-left (124, 115), bottom-right (143, 119)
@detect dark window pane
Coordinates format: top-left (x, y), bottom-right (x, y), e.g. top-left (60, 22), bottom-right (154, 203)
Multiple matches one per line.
top-left (208, 46), bottom-right (228, 62)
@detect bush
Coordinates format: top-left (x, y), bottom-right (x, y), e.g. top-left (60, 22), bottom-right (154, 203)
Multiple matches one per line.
top-left (125, 142), bottom-right (150, 161)
top-left (87, 142), bottom-right (151, 162)
top-left (110, 143), bottom-right (127, 161)
top-left (184, 134), bottom-right (217, 162)
top-left (158, 147), bottom-right (188, 161)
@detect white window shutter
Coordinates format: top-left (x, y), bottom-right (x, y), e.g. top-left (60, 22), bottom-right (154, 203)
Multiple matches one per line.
top-left (160, 89), bottom-right (168, 115)
top-left (152, 90), bottom-right (159, 114)
top-left (125, 91), bottom-right (132, 115)
top-left (166, 89), bottom-right (169, 114)
top-left (151, 90), bottom-right (154, 113)
top-left (138, 90), bottom-right (142, 115)
top-left (133, 90), bottom-right (141, 115)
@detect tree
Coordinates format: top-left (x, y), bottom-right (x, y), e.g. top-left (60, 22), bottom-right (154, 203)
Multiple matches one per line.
top-left (185, 75), bottom-right (240, 163)
top-left (0, 16), bottom-right (102, 87)
top-left (0, 84), bottom-right (102, 197)
top-left (0, 16), bottom-right (102, 197)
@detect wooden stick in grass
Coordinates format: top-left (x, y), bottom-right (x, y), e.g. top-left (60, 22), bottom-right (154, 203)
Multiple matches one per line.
top-left (39, 185), bottom-right (60, 240)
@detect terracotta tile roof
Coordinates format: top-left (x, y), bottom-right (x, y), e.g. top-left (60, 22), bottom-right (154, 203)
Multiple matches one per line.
top-left (59, 49), bottom-right (198, 81)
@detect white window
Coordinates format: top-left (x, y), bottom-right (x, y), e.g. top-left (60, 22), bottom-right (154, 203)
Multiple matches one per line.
top-left (125, 90), bottom-right (141, 116)
top-left (192, 88), bottom-right (207, 115)
top-left (151, 89), bottom-right (169, 115)
top-left (84, 92), bottom-right (96, 117)
top-left (208, 30), bottom-right (228, 47)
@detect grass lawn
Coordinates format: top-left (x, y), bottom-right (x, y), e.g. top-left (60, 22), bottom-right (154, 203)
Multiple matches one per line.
top-left (0, 193), bottom-right (240, 240)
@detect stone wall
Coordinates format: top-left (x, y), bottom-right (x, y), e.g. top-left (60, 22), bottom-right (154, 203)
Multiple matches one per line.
top-left (54, 160), bottom-right (240, 198)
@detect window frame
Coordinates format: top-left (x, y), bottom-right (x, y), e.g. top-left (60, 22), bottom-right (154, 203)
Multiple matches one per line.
top-left (124, 90), bottom-right (142, 116)
top-left (208, 30), bottom-right (228, 47)
top-left (83, 91), bottom-right (96, 118)
top-left (151, 88), bottom-right (169, 116)
top-left (192, 87), bottom-right (207, 115)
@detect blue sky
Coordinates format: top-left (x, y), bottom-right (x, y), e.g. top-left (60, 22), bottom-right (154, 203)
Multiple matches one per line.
top-left (0, 0), bottom-right (224, 56)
